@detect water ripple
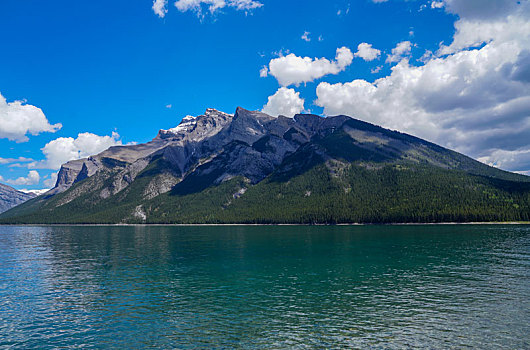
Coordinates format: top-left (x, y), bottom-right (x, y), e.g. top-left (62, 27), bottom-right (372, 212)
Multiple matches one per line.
top-left (0, 225), bottom-right (529, 349)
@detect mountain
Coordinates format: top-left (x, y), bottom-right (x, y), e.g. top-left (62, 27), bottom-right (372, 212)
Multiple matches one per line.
top-left (1, 107), bottom-right (529, 224)
top-left (0, 183), bottom-right (36, 214)
top-left (22, 189), bottom-right (50, 196)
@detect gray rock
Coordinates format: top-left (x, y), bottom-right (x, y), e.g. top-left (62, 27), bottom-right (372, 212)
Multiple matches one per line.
top-left (46, 107), bottom-right (356, 200)
top-left (46, 105), bottom-right (514, 206)
top-left (0, 183), bottom-right (36, 213)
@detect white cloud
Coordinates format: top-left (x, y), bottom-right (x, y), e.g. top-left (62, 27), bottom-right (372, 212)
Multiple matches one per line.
top-left (174, 0), bottom-right (263, 17)
top-left (31, 132), bottom-right (123, 170)
top-left (259, 65), bottom-right (269, 77)
top-left (153, 0), bottom-right (168, 17)
top-left (371, 65), bottom-right (383, 74)
top-left (354, 43), bottom-right (381, 61)
top-left (301, 31), bottom-right (311, 42)
top-left (0, 157), bottom-right (33, 165)
top-left (438, 3), bottom-right (530, 55)
top-left (386, 41), bottom-right (413, 63)
top-left (0, 93), bottom-right (62, 142)
top-left (2, 170), bottom-right (40, 186)
top-left (315, 1), bottom-right (530, 174)
top-left (266, 47), bottom-right (353, 86)
top-left (443, 0), bottom-right (520, 20)
top-left (262, 87), bottom-right (305, 117)
top-left (230, 0), bottom-right (263, 11)
top-left (478, 148), bottom-right (530, 173)
top-left (43, 172), bottom-right (58, 188)
top-left (175, 0), bottom-right (223, 13)
top-left (431, 1), bottom-right (444, 9)
top-left (18, 188), bottom-right (49, 196)
top-left (419, 49), bottom-right (434, 63)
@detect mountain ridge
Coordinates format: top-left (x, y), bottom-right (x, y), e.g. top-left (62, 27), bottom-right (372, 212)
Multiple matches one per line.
top-left (1, 107), bottom-right (529, 224)
top-left (0, 183), bottom-right (36, 214)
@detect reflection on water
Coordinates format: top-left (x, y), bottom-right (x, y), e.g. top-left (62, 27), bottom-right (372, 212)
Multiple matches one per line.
top-left (0, 225), bottom-right (529, 348)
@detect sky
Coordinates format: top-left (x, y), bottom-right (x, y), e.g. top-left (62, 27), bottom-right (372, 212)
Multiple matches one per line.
top-left (0, 0), bottom-right (529, 191)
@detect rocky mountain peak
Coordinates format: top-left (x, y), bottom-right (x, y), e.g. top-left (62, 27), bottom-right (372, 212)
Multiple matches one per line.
top-left (166, 115), bottom-right (197, 135)
top-left (234, 106), bottom-right (274, 121)
top-left (182, 115), bottom-right (196, 122)
top-left (161, 108), bottom-right (233, 138)
top-left (205, 108), bottom-right (231, 117)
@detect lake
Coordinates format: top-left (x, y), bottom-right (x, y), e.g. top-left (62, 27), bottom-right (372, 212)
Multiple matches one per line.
top-left (0, 225), bottom-right (529, 348)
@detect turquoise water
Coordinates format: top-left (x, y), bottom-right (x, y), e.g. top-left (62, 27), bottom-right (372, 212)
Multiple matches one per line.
top-left (0, 225), bottom-right (529, 349)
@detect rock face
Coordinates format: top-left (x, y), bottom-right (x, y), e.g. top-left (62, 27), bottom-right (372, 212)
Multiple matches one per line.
top-left (0, 183), bottom-right (36, 214)
top-left (47, 108), bottom-right (357, 198)
top-left (1, 106), bottom-right (529, 224)
top-left (48, 108), bottom-right (234, 196)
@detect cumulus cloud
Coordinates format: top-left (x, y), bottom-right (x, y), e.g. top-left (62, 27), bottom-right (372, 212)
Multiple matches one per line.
top-left (316, 0), bottom-right (530, 173)
top-left (262, 87), bottom-right (305, 117)
top-left (2, 171), bottom-right (40, 186)
top-left (174, 0), bottom-right (263, 17)
top-left (0, 93), bottom-right (62, 142)
top-left (301, 31), bottom-right (311, 42)
top-left (153, 0), bottom-right (168, 17)
top-left (265, 47), bottom-right (353, 87)
top-left (386, 41), bottom-right (413, 63)
top-left (354, 43), bottom-right (381, 61)
top-left (31, 132), bottom-right (123, 170)
top-left (438, 2), bottom-right (530, 55)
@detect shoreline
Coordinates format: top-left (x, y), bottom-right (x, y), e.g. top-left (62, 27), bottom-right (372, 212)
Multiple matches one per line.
top-left (0, 222), bottom-right (528, 227)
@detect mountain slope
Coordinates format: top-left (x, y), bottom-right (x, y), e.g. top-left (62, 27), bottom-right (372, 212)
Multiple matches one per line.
top-left (0, 183), bottom-right (36, 214)
top-left (1, 107), bottom-right (529, 224)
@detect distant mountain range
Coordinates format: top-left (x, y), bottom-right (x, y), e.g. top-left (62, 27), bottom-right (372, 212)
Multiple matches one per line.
top-left (0, 184), bottom-right (36, 214)
top-left (1, 107), bottom-right (529, 224)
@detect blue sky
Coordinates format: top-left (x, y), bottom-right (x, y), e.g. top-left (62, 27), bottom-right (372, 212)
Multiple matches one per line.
top-left (1, 0), bottom-right (529, 190)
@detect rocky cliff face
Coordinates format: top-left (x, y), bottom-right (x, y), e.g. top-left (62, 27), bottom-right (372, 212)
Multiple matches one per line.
top-left (48, 108), bottom-right (234, 196)
top-left (0, 183), bottom-right (36, 213)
